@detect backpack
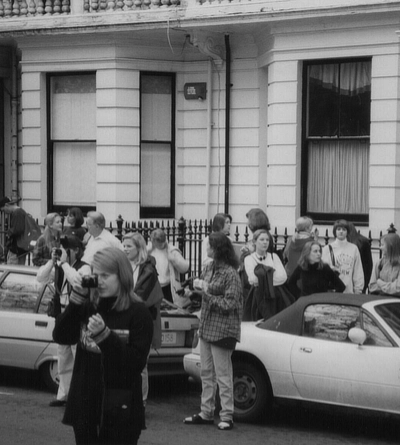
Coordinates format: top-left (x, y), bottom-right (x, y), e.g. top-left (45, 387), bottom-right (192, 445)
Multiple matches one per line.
top-left (17, 213), bottom-right (42, 252)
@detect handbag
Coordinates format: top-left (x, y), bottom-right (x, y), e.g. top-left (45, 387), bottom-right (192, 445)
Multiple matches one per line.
top-left (100, 389), bottom-right (137, 444)
top-left (144, 280), bottom-right (164, 308)
top-left (17, 213), bottom-right (41, 252)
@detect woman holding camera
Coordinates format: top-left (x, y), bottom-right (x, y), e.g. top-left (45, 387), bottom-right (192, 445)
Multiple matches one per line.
top-left (53, 247), bottom-right (153, 445)
top-left (33, 212), bottom-right (63, 266)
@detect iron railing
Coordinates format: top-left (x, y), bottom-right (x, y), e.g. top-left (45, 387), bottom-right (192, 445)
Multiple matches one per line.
top-left (0, 213), bottom-right (396, 275)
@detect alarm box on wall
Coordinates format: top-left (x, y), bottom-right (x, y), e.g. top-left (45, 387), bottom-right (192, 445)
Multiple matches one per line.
top-left (184, 83), bottom-right (207, 100)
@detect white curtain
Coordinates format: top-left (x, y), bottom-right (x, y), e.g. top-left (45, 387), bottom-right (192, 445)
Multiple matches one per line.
top-left (309, 62), bottom-right (371, 96)
top-left (307, 140), bottom-right (369, 214)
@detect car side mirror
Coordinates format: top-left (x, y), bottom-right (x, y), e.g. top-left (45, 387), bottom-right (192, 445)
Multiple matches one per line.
top-left (348, 327), bottom-right (367, 346)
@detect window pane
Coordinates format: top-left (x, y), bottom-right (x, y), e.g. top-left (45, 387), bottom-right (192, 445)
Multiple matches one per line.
top-left (0, 273), bottom-right (40, 313)
top-left (307, 139), bottom-right (369, 214)
top-left (51, 75), bottom-right (96, 140)
top-left (141, 75), bottom-right (172, 141)
top-left (308, 64), bottom-right (339, 136)
top-left (339, 62), bottom-right (371, 136)
top-left (362, 312), bottom-right (392, 347)
top-left (53, 142), bottom-right (96, 206)
top-left (140, 143), bottom-right (171, 207)
top-left (303, 304), bottom-right (360, 341)
top-left (375, 303), bottom-right (400, 338)
top-left (307, 62), bottom-right (371, 137)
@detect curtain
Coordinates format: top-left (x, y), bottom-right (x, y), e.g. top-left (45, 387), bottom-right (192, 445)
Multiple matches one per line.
top-left (309, 62), bottom-right (371, 96)
top-left (307, 140), bottom-right (369, 214)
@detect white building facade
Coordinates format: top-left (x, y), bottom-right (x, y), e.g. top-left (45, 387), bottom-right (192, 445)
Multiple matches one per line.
top-left (0, 0), bottom-right (400, 236)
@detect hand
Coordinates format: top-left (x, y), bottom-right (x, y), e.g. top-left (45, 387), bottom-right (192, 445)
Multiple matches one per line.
top-left (87, 313), bottom-right (106, 336)
top-left (193, 279), bottom-right (208, 292)
top-left (51, 247), bottom-right (61, 263)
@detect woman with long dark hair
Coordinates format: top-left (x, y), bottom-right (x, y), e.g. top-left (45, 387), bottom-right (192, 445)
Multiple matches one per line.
top-left (32, 212), bottom-right (62, 266)
top-left (184, 232), bottom-right (242, 431)
top-left (369, 233), bottom-right (400, 296)
top-left (63, 207), bottom-right (86, 241)
top-left (201, 213), bottom-right (232, 268)
top-left (288, 241), bottom-right (345, 298)
top-left (53, 247), bottom-right (153, 445)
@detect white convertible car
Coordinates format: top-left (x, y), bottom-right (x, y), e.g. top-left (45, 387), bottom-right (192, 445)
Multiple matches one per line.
top-left (184, 293), bottom-right (400, 422)
top-left (0, 264), bottom-right (199, 392)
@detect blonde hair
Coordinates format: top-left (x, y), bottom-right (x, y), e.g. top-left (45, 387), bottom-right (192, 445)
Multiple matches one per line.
top-left (91, 247), bottom-right (142, 311)
top-left (122, 232), bottom-right (148, 265)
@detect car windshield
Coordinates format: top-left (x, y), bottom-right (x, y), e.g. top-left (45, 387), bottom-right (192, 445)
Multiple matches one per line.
top-left (375, 302), bottom-right (400, 338)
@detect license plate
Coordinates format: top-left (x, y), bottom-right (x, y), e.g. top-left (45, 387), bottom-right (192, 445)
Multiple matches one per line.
top-left (162, 332), bottom-right (177, 345)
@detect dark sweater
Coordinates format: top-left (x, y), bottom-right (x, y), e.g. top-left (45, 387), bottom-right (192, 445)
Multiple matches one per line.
top-left (288, 262), bottom-right (346, 298)
top-left (53, 297), bottom-right (153, 437)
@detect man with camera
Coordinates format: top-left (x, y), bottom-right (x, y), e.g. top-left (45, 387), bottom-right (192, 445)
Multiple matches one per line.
top-left (37, 235), bottom-right (91, 407)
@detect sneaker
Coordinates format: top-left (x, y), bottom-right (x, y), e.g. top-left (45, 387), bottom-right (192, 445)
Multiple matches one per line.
top-left (184, 414), bottom-right (214, 425)
top-left (218, 420), bottom-right (234, 430)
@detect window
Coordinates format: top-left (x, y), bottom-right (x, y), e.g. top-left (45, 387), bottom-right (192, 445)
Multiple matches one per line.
top-left (303, 304), bottom-right (360, 341)
top-left (0, 273), bottom-right (41, 313)
top-left (302, 59), bottom-right (371, 224)
top-left (140, 73), bottom-right (175, 218)
top-left (47, 73), bottom-right (96, 214)
top-left (362, 312), bottom-right (392, 347)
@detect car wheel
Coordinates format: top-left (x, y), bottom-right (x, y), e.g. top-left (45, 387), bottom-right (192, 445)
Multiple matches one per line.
top-left (40, 360), bottom-right (59, 393)
top-left (233, 361), bottom-right (271, 423)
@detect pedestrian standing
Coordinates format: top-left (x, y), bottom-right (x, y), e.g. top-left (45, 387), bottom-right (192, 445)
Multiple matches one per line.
top-left (184, 232), bottom-right (243, 431)
top-left (369, 233), bottom-right (400, 296)
top-left (321, 219), bottom-right (364, 294)
top-left (53, 247), bottom-right (153, 445)
top-left (288, 241), bottom-right (345, 298)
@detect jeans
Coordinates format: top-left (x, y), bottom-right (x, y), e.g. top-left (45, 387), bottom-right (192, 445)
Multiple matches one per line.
top-left (57, 344), bottom-right (76, 401)
top-left (199, 339), bottom-right (234, 422)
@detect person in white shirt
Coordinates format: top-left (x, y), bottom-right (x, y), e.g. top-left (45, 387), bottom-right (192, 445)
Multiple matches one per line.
top-left (321, 219), bottom-right (364, 294)
top-left (244, 229), bottom-right (287, 287)
top-left (81, 211), bottom-right (123, 265)
top-left (36, 235), bottom-right (91, 407)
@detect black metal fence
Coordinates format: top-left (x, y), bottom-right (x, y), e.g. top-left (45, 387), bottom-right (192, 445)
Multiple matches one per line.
top-left (0, 213), bottom-right (396, 275)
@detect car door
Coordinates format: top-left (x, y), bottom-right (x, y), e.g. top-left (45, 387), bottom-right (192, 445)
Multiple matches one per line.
top-left (0, 271), bottom-right (55, 369)
top-left (290, 303), bottom-right (400, 414)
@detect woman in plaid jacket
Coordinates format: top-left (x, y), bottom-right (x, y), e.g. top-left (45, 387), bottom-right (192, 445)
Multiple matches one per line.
top-left (184, 232), bottom-right (243, 431)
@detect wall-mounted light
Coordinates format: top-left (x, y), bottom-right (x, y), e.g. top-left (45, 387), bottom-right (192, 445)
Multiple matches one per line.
top-left (184, 82), bottom-right (207, 101)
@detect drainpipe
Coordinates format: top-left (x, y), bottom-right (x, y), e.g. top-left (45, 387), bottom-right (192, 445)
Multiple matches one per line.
top-left (10, 48), bottom-right (18, 202)
top-left (224, 34), bottom-right (231, 215)
top-left (205, 59), bottom-right (213, 220)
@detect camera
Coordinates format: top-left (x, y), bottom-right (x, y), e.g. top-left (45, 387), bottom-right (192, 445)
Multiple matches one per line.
top-left (54, 248), bottom-right (62, 257)
top-left (81, 274), bottom-right (98, 288)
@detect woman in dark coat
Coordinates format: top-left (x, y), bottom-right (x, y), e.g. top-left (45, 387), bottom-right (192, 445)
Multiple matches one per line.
top-left (53, 247), bottom-right (153, 445)
top-left (288, 241), bottom-right (345, 298)
top-left (122, 231), bottom-right (161, 406)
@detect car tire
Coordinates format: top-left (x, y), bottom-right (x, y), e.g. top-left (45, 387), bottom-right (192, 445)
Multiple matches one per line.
top-left (233, 361), bottom-right (271, 423)
top-left (40, 360), bottom-right (59, 393)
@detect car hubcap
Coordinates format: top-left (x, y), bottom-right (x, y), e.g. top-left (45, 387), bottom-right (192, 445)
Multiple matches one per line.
top-left (234, 374), bottom-right (256, 411)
